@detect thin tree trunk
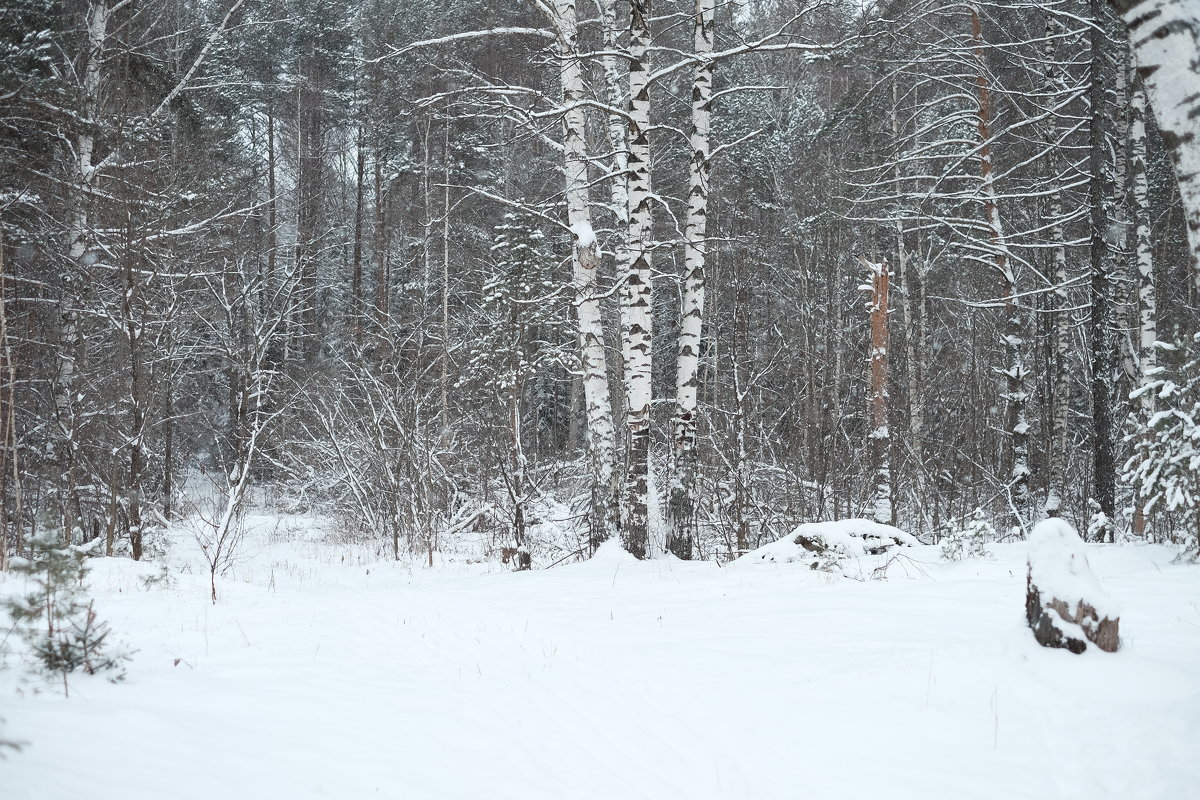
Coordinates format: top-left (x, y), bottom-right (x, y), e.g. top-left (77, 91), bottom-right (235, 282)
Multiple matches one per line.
top-left (621, 0), bottom-right (655, 559)
top-left (1129, 72), bottom-right (1157, 537)
top-left (57, 0), bottom-right (112, 544)
top-left (266, 105), bottom-right (278, 315)
top-left (1043, 13), bottom-right (1072, 516)
top-left (667, 0), bottom-right (714, 561)
top-left (351, 127), bottom-right (365, 347)
top-left (123, 234), bottom-right (146, 560)
top-left (860, 256), bottom-right (892, 525)
top-left (441, 125), bottom-right (451, 433)
top-left (971, 5), bottom-right (1030, 526)
top-left (598, 0), bottom-right (630, 262)
top-left (1089, 0), bottom-right (1117, 536)
top-left (374, 149), bottom-right (389, 326)
top-left (553, 0), bottom-right (619, 550)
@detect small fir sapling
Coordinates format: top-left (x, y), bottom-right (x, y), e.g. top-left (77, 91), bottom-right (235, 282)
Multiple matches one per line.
top-left (1086, 499), bottom-right (1114, 544)
top-left (940, 508), bottom-right (994, 561)
top-left (2, 532), bottom-right (129, 692)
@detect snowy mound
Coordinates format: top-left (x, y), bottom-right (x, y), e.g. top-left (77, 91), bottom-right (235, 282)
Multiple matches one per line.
top-left (590, 537), bottom-right (640, 565)
top-left (1027, 519), bottom-right (1119, 620)
top-left (742, 518), bottom-right (917, 566)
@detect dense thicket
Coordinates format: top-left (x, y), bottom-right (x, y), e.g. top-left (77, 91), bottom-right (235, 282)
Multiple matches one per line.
top-left (1, 0), bottom-right (1196, 566)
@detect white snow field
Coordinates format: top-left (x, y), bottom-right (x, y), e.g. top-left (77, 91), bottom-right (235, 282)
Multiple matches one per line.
top-left (3, 518), bottom-right (1199, 800)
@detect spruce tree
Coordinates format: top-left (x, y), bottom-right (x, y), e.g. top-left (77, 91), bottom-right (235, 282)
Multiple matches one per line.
top-left (3, 533), bottom-right (129, 692)
top-left (1124, 334), bottom-right (1200, 559)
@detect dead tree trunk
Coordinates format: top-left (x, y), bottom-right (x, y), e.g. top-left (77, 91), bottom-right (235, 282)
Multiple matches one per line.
top-left (860, 255), bottom-right (892, 525)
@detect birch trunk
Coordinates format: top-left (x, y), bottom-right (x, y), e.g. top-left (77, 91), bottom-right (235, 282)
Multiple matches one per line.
top-left (1110, 0), bottom-right (1200, 271)
top-left (57, 0), bottom-right (112, 543)
top-left (1129, 74), bottom-right (1157, 537)
top-left (666, 0), bottom-right (715, 561)
top-left (971, 5), bottom-right (1030, 524)
top-left (554, 0), bottom-right (619, 548)
top-left (621, 0), bottom-right (655, 558)
top-left (597, 0), bottom-right (630, 256)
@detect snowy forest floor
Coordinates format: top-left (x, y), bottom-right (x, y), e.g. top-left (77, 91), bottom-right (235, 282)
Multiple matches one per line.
top-left (3, 516), bottom-right (1199, 799)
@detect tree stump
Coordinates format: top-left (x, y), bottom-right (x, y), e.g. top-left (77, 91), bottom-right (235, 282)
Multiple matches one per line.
top-left (1026, 518), bottom-right (1120, 653)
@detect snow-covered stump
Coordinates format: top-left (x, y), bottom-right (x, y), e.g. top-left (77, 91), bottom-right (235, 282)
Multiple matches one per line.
top-left (1025, 519), bottom-right (1120, 654)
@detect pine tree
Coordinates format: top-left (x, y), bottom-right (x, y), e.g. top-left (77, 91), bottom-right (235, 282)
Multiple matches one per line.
top-left (1124, 333), bottom-right (1200, 558)
top-left (940, 507), bottom-right (995, 561)
top-left (3, 533), bottom-right (129, 692)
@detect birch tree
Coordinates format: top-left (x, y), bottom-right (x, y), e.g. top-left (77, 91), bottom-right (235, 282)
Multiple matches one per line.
top-left (1110, 0), bottom-right (1200, 271)
top-left (1128, 70), bottom-right (1158, 536)
top-left (666, 0), bottom-right (715, 561)
top-left (620, 0), bottom-right (655, 559)
top-left (551, 0), bottom-right (620, 550)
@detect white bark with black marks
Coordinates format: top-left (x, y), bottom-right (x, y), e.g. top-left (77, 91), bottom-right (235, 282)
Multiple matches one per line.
top-left (621, 0), bottom-right (654, 559)
top-left (1111, 0), bottom-right (1200, 271)
top-left (667, 0), bottom-right (714, 561)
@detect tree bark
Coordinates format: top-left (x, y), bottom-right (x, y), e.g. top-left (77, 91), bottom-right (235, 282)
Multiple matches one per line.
top-left (1109, 0), bottom-right (1200, 271)
top-left (971, 5), bottom-right (1030, 525)
top-left (552, 0), bottom-right (620, 550)
top-left (1043, 13), bottom-right (1072, 517)
top-left (620, 0), bottom-right (655, 559)
top-left (1089, 0), bottom-right (1117, 537)
top-left (1129, 72), bottom-right (1157, 537)
top-left (667, 0), bottom-right (715, 561)
top-left (860, 256), bottom-right (892, 525)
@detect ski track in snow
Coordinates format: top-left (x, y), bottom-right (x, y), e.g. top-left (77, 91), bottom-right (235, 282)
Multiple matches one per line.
top-left (2, 518), bottom-right (1198, 800)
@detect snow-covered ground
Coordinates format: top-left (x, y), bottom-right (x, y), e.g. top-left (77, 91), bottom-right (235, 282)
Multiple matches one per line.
top-left (3, 517), bottom-right (1199, 799)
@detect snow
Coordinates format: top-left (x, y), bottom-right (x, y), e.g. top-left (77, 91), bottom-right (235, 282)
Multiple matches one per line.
top-left (570, 220), bottom-right (596, 248)
top-left (3, 517), bottom-right (1199, 799)
top-left (743, 518), bottom-right (918, 566)
top-left (1027, 518), bottom-right (1120, 620)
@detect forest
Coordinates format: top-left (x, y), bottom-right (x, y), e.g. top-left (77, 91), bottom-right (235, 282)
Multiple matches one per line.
top-left (1, 0), bottom-right (1199, 564)
top-left (2, 0), bottom-right (1200, 796)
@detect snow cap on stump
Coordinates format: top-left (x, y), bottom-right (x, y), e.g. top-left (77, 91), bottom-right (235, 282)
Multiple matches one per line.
top-left (1026, 518), bottom-right (1120, 653)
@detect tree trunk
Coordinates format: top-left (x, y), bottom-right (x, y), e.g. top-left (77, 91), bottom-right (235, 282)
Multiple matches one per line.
top-left (552, 0), bottom-right (620, 550)
top-left (1089, 0), bottom-right (1117, 537)
top-left (1043, 13), bottom-right (1072, 516)
top-left (374, 149), bottom-right (389, 328)
top-left (351, 127), bottom-right (365, 348)
top-left (57, 0), bottom-right (112, 544)
top-left (1129, 73), bottom-right (1157, 537)
top-left (1109, 0), bottom-right (1200, 271)
top-left (667, 0), bottom-right (715, 561)
top-left (860, 256), bottom-right (892, 525)
top-left (620, 0), bottom-right (655, 559)
top-left (971, 5), bottom-right (1029, 526)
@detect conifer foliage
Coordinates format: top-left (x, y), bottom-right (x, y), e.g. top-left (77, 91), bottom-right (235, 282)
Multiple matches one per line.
top-left (3, 534), bottom-right (129, 692)
top-left (3, 532), bottom-right (127, 690)
top-left (1124, 335), bottom-right (1200, 558)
